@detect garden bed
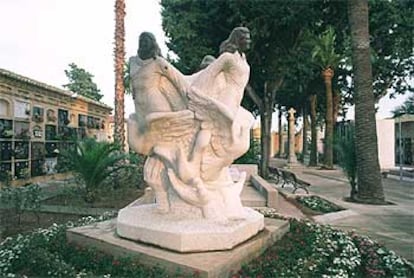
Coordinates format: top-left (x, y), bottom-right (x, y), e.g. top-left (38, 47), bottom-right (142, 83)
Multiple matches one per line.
top-left (0, 210), bottom-right (83, 239)
top-left (42, 186), bottom-right (144, 209)
top-left (1, 211), bottom-right (412, 277)
top-left (0, 182), bottom-right (144, 239)
top-left (295, 195), bottom-right (344, 215)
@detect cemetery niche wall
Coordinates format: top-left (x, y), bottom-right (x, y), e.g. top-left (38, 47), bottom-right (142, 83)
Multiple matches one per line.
top-left (0, 68), bottom-right (112, 185)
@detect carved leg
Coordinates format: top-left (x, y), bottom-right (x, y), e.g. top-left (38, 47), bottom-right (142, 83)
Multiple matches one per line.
top-left (221, 173), bottom-right (247, 220)
top-left (144, 156), bottom-right (170, 213)
top-left (153, 189), bottom-right (170, 214)
top-left (190, 129), bottom-right (211, 161)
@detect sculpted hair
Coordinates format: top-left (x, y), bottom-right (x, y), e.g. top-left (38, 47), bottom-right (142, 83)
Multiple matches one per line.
top-left (138, 32), bottom-right (162, 60)
top-left (219, 27), bottom-right (250, 54)
top-left (198, 55), bottom-right (216, 71)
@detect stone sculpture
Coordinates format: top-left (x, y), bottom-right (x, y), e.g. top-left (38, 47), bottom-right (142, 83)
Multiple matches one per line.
top-left (117, 27), bottom-right (264, 252)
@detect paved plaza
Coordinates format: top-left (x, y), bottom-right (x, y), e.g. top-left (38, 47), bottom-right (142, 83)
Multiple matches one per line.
top-left (270, 159), bottom-right (414, 262)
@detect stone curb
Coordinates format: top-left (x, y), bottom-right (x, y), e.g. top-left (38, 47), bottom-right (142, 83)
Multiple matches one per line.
top-left (274, 189), bottom-right (357, 223)
top-left (26, 205), bottom-right (116, 216)
top-left (312, 209), bottom-right (358, 224)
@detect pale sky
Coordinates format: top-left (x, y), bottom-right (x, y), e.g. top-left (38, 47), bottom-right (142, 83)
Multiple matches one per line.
top-left (0, 0), bottom-right (168, 117)
top-left (0, 0), bottom-right (408, 124)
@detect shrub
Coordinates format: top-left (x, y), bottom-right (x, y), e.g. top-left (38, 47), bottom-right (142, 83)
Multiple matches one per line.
top-left (0, 183), bottom-right (42, 224)
top-left (297, 195), bottom-right (343, 214)
top-left (59, 138), bottom-right (131, 202)
top-left (0, 212), bottom-right (169, 277)
top-left (104, 152), bottom-right (146, 190)
top-left (335, 123), bottom-right (357, 200)
top-left (234, 137), bottom-right (260, 164)
top-left (237, 216), bottom-right (413, 278)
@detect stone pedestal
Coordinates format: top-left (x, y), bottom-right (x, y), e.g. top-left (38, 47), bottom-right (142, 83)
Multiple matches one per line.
top-left (117, 203), bottom-right (264, 252)
top-left (67, 218), bottom-right (289, 278)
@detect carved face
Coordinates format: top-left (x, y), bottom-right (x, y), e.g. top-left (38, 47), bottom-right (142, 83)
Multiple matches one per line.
top-left (138, 33), bottom-right (156, 60)
top-left (238, 31), bottom-right (251, 52)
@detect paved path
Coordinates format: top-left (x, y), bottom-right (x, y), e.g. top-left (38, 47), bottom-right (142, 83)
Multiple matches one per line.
top-left (270, 159), bottom-right (414, 263)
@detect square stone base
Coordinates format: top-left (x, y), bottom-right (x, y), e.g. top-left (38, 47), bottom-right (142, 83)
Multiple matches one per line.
top-left (117, 205), bottom-right (265, 252)
top-left (67, 218), bottom-right (289, 278)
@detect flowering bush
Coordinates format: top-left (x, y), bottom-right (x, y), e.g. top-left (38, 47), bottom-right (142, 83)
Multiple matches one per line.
top-left (1, 209), bottom-right (412, 277)
top-left (297, 195), bottom-right (343, 214)
top-left (0, 212), bottom-right (168, 277)
top-left (236, 216), bottom-right (413, 278)
top-left (351, 232), bottom-right (412, 277)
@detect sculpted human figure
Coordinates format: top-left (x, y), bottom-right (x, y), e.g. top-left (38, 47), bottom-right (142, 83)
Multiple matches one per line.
top-left (118, 28), bottom-right (264, 252)
top-left (128, 28), bottom-right (254, 220)
top-left (128, 32), bottom-right (193, 213)
top-left (184, 27), bottom-right (254, 180)
top-left (159, 27), bottom-right (254, 219)
top-left (190, 27), bottom-right (251, 116)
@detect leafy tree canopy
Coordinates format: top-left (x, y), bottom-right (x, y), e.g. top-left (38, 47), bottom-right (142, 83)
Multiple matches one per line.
top-left (392, 92), bottom-right (414, 117)
top-left (161, 0), bottom-right (328, 111)
top-left (63, 63), bottom-right (103, 101)
top-left (162, 0), bottom-right (413, 109)
top-left (369, 0), bottom-right (413, 100)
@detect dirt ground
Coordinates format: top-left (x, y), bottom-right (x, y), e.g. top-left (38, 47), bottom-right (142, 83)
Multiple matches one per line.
top-left (1, 186), bottom-right (145, 240)
top-left (0, 210), bottom-right (82, 239)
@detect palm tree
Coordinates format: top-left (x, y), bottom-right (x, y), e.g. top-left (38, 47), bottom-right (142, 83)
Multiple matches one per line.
top-left (61, 138), bottom-right (129, 202)
top-left (114, 0), bottom-right (126, 150)
top-left (311, 27), bottom-right (341, 169)
top-left (348, 0), bottom-right (385, 203)
top-left (309, 94), bottom-right (318, 166)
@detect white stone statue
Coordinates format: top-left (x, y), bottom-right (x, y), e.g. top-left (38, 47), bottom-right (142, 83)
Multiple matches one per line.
top-left (117, 28), bottom-right (264, 252)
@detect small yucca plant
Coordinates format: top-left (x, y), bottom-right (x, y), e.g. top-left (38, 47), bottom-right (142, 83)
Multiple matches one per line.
top-left (335, 124), bottom-right (357, 200)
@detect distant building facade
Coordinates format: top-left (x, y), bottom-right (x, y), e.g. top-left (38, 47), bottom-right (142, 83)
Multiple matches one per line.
top-left (392, 114), bottom-right (414, 167)
top-left (0, 68), bottom-right (112, 184)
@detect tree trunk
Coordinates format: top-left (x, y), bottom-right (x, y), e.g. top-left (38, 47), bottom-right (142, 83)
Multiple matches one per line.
top-left (322, 68), bottom-right (334, 169)
top-left (333, 90), bottom-right (340, 126)
top-left (348, 0), bottom-right (385, 203)
top-left (309, 94), bottom-right (318, 166)
top-left (278, 106), bottom-right (283, 157)
top-left (302, 107), bottom-right (309, 161)
top-left (259, 83), bottom-right (272, 178)
top-left (114, 0), bottom-right (126, 150)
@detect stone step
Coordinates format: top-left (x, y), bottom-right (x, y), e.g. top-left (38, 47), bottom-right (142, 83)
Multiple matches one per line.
top-left (241, 185), bottom-right (266, 207)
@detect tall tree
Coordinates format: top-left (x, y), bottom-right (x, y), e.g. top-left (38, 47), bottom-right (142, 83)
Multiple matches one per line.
top-left (309, 94), bottom-right (318, 166)
top-left (311, 27), bottom-right (342, 169)
top-left (302, 106), bottom-right (309, 161)
top-left (161, 0), bottom-right (322, 177)
top-left (277, 106), bottom-right (284, 157)
top-left (63, 63), bottom-right (102, 101)
top-left (348, 0), bottom-right (384, 203)
top-left (114, 0), bottom-right (126, 150)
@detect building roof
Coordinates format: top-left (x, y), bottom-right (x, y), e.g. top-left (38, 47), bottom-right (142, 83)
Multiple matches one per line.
top-left (0, 68), bottom-right (112, 110)
top-left (394, 114), bottom-right (414, 123)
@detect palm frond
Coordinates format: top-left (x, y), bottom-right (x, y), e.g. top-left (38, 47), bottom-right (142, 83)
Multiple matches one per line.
top-left (311, 26), bottom-right (342, 70)
top-left (60, 138), bottom-right (129, 193)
